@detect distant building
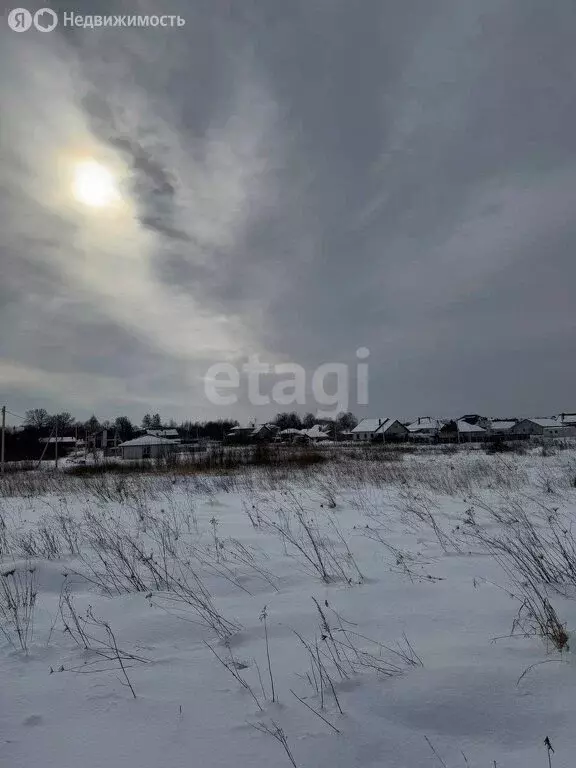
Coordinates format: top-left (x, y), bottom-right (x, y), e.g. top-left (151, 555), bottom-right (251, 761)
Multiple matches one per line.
top-left (559, 413), bottom-right (576, 428)
top-left (459, 414), bottom-right (491, 429)
top-left (251, 424), bottom-right (279, 441)
top-left (38, 436), bottom-right (78, 456)
top-left (225, 424), bottom-right (278, 443)
top-left (146, 429), bottom-right (181, 442)
top-left (119, 435), bottom-right (176, 460)
top-left (227, 426), bottom-right (254, 440)
top-left (440, 420), bottom-right (486, 443)
top-left (279, 428), bottom-right (302, 442)
top-left (488, 420), bottom-right (517, 436)
top-left (351, 418), bottom-right (409, 442)
top-left (300, 425), bottom-right (330, 442)
top-left (39, 437), bottom-right (77, 446)
top-left (510, 419), bottom-right (575, 438)
top-left (407, 417), bottom-right (443, 438)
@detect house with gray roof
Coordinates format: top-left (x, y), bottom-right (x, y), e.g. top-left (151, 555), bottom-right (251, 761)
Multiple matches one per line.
top-left (510, 419), bottom-right (575, 438)
top-left (351, 418), bottom-right (408, 442)
top-left (119, 434), bottom-right (176, 460)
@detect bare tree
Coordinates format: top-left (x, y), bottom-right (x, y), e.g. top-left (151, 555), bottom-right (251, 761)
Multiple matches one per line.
top-left (24, 409), bottom-right (50, 429)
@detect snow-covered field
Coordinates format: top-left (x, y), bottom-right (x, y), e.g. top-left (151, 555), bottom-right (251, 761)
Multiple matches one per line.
top-left (2, 446), bottom-right (576, 768)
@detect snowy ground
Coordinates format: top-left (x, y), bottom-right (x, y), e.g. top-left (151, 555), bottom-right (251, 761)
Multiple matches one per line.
top-left (2, 446), bottom-right (576, 768)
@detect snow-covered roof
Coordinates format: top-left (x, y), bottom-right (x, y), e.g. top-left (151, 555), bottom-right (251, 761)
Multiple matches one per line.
top-left (301, 426), bottom-right (330, 439)
top-left (457, 420), bottom-right (485, 433)
top-left (490, 420), bottom-right (516, 431)
top-left (251, 424), bottom-right (277, 435)
top-left (352, 418), bottom-right (402, 434)
top-left (407, 417), bottom-right (442, 432)
top-left (352, 418), bottom-right (388, 433)
top-left (120, 435), bottom-right (176, 447)
top-left (378, 419), bottom-right (403, 433)
top-left (280, 428), bottom-right (302, 435)
top-left (523, 418), bottom-right (565, 428)
top-left (147, 429), bottom-right (180, 438)
top-left (39, 437), bottom-right (77, 444)
top-left (352, 419), bottom-right (381, 433)
top-left (306, 424), bottom-right (327, 434)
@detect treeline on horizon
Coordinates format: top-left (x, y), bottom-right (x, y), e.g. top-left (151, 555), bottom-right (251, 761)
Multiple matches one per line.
top-left (3, 409), bottom-right (359, 462)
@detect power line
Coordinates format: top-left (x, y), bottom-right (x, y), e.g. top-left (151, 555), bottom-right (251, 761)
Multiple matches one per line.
top-left (6, 409), bottom-right (26, 421)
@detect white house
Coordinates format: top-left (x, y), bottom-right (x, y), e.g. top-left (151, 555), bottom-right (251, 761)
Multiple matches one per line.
top-left (119, 434), bottom-right (176, 460)
top-left (511, 419), bottom-right (575, 438)
top-left (351, 418), bottom-right (409, 442)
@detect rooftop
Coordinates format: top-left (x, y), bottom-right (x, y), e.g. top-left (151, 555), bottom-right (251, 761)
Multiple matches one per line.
top-left (352, 418), bottom-right (394, 433)
top-left (407, 417), bottom-right (442, 432)
top-left (119, 435), bottom-right (176, 447)
top-left (39, 437), bottom-right (77, 444)
top-left (457, 420), bottom-right (485, 433)
top-left (524, 418), bottom-right (564, 428)
top-left (301, 426), bottom-right (330, 439)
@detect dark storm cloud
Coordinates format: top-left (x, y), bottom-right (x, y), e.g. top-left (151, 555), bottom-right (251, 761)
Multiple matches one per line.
top-left (1, 0), bottom-right (575, 422)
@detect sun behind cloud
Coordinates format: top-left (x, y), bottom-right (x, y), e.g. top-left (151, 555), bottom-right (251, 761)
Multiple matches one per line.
top-left (72, 159), bottom-right (120, 208)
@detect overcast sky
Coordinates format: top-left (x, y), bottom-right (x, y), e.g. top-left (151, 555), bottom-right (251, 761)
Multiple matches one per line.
top-left (1, 0), bottom-right (575, 425)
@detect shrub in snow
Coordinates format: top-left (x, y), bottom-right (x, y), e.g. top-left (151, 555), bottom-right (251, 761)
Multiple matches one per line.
top-left (0, 564), bottom-right (37, 652)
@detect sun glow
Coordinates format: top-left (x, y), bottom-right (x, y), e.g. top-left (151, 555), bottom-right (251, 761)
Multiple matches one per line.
top-left (72, 160), bottom-right (120, 208)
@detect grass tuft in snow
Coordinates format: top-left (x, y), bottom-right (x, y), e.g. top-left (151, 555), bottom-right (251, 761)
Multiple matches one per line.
top-left (0, 563), bottom-right (37, 652)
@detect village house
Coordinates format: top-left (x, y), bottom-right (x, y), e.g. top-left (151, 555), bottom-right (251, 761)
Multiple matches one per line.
top-left (440, 420), bottom-right (486, 443)
top-left (488, 420), bottom-right (517, 436)
top-left (407, 417), bottom-right (443, 439)
top-left (278, 428), bottom-right (302, 443)
top-left (119, 434), bottom-right (176, 460)
top-left (38, 436), bottom-right (78, 457)
top-left (146, 428), bottom-right (181, 442)
top-left (300, 425), bottom-right (331, 442)
top-left (351, 418), bottom-right (409, 442)
top-left (510, 419), bottom-right (575, 438)
top-left (251, 424), bottom-right (279, 441)
top-left (226, 426), bottom-right (254, 441)
top-left (226, 424), bottom-right (279, 443)
top-left (39, 436), bottom-right (77, 447)
top-left (559, 413), bottom-right (576, 428)
top-left (459, 414), bottom-right (491, 429)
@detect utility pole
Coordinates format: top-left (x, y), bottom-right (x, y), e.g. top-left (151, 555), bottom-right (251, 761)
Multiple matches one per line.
top-left (37, 421), bottom-right (55, 468)
top-left (1, 405), bottom-right (5, 474)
